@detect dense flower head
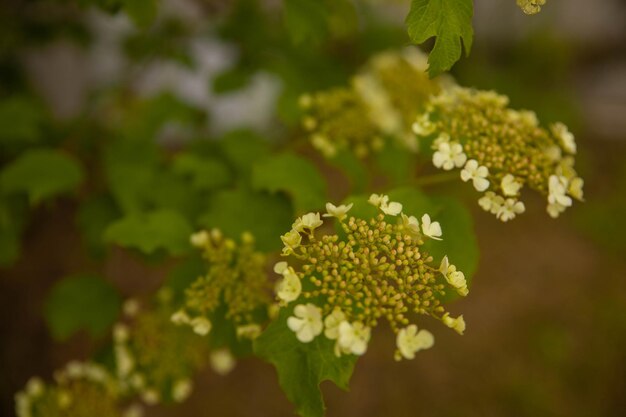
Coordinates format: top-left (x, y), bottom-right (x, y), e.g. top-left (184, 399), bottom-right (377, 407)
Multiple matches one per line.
top-left (15, 362), bottom-right (124, 417)
top-left (516, 0), bottom-right (547, 15)
top-left (276, 195), bottom-right (467, 360)
top-left (176, 229), bottom-right (271, 336)
top-left (300, 48), bottom-right (445, 158)
top-left (418, 87), bottom-right (583, 220)
top-left (113, 295), bottom-right (208, 405)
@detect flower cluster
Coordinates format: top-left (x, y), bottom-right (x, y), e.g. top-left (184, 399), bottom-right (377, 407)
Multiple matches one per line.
top-left (15, 362), bottom-right (128, 417)
top-left (300, 48), bottom-right (446, 158)
top-left (172, 229), bottom-right (271, 340)
top-left (416, 87), bottom-right (583, 221)
top-left (276, 195), bottom-right (467, 360)
top-left (113, 296), bottom-right (208, 405)
top-left (516, 0), bottom-right (547, 15)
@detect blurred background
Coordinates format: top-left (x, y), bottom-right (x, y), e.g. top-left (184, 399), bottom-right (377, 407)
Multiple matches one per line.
top-left (1, 0), bottom-right (626, 416)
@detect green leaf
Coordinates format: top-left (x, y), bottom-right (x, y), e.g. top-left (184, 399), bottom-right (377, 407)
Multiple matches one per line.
top-left (374, 143), bottom-right (416, 187)
top-left (219, 129), bottom-right (271, 177)
top-left (44, 275), bottom-right (122, 341)
top-left (76, 195), bottom-right (119, 258)
top-left (104, 209), bottom-right (193, 256)
top-left (254, 308), bottom-right (357, 417)
top-left (328, 150), bottom-right (368, 194)
top-left (172, 153), bottom-right (232, 191)
top-left (200, 187), bottom-right (292, 252)
top-left (123, 0), bottom-right (157, 28)
top-left (0, 149), bottom-right (84, 205)
top-left (252, 153), bottom-right (327, 213)
top-left (406, 0), bottom-right (474, 77)
top-left (103, 139), bottom-right (159, 214)
top-left (283, 0), bottom-right (328, 44)
top-left (0, 96), bottom-right (44, 148)
top-left (212, 68), bottom-right (253, 94)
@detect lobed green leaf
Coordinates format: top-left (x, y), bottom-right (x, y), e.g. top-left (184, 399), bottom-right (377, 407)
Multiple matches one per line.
top-left (104, 209), bottom-right (193, 256)
top-left (0, 149), bottom-right (84, 205)
top-left (254, 308), bottom-right (357, 417)
top-left (44, 275), bottom-right (122, 341)
top-left (406, 0), bottom-right (474, 77)
top-left (251, 153), bottom-right (327, 214)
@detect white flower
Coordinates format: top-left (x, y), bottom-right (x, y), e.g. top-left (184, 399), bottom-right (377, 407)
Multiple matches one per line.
top-left (421, 214), bottom-right (442, 240)
top-left (432, 132), bottom-right (450, 149)
top-left (170, 309), bottom-right (190, 325)
top-left (172, 379), bottom-right (193, 402)
top-left (276, 268), bottom-right (302, 303)
top-left (368, 193), bottom-right (402, 216)
top-left (442, 313), bottom-right (466, 335)
top-left (478, 191), bottom-right (504, 215)
top-left (400, 213), bottom-right (421, 239)
top-left (412, 113), bottom-right (435, 136)
top-left (281, 229), bottom-right (302, 255)
top-left (123, 298), bottom-right (140, 317)
top-left (113, 324), bottom-right (130, 343)
top-left (337, 321), bottom-right (371, 356)
top-left (548, 175), bottom-right (573, 207)
top-left (439, 256), bottom-right (468, 296)
top-left (439, 256), bottom-right (450, 275)
top-left (293, 212), bottom-right (323, 232)
top-left (447, 270), bottom-right (467, 290)
top-left (115, 345), bottom-right (134, 377)
top-left (396, 325), bottom-right (434, 360)
top-left (122, 404), bottom-right (144, 417)
top-left (323, 202), bottom-right (353, 221)
top-left (210, 349), bottom-right (236, 376)
top-left (298, 94), bottom-right (313, 109)
top-left (460, 160), bottom-right (490, 192)
top-left (190, 316), bottom-right (212, 336)
top-left (190, 231), bottom-right (209, 247)
top-left (323, 308), bottom-right (346, 340)
top-left (568, 177), bottom-right (584, 201)
top-left (25, 377), bottom-right (44, 397)
top-left (381, 201), bottom-right (402, 216)
top-left (501, 174), bottom-right (522, 196)
top-left (433, 141), bottom-right (467, 171)
top-left (551, 122), bottom-right (576, 154)
top-left (236, 324), bottom-right (262, 339)
top-left (141, 389), bottom-right (160, 405)
top-left (497, 198), bottom-right (525, 222)
top-left (287, 304), bottom-right (323, 343)
top-left (273, 261), bottom-right (288, 274)
top-left (368, 193), bottom-right (385, 206)
top-left (547, 202), bottom-right (567, 219)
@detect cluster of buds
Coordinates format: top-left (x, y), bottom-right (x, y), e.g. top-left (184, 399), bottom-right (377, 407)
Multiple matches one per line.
top-left (171, 229), bottom-right (271, 341)
top-left (113, 296), bottom-right (208, 405)
top-left (516, 0), bottom-right (547, 15)
top-left (299, 48), bottom-right (446, 158)
top-left (15, 362), bottom-right (132, 417)
top-left (277, 195), bottom-right (467, 361)
top-left (414, 87), bottom-right (583, 221)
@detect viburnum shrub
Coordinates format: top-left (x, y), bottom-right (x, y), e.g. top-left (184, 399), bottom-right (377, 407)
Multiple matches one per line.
top-left (5, 1), bottom-right (586, 417)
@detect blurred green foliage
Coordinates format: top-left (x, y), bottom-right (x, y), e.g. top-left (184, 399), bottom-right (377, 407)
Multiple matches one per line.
top-left (44, 274), bottom-right (122, 341)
